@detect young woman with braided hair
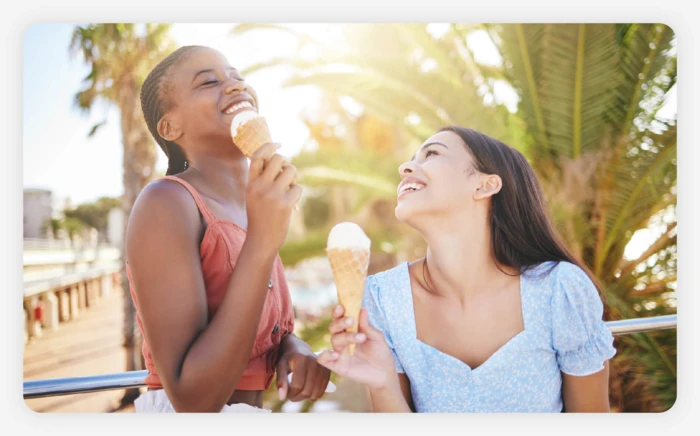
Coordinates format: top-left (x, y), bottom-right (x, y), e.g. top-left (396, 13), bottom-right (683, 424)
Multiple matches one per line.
top-left (126, 46), bottom-right (331, 413)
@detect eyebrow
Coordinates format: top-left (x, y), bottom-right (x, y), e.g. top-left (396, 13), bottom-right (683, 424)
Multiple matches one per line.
top-left (191, 67), bottom-right (240, 83)
top-left (411, 141), bottom-right (449, 161)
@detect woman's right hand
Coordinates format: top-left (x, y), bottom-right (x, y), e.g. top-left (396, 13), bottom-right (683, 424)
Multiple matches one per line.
top-left (245, 143), bottom-right (302, 252)
top-left (317, 305), bottom-right (398, 390)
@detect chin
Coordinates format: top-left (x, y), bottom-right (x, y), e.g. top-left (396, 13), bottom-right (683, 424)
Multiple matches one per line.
top-left (396, 195), bottom-right (457, 228)
top-left (395, 200), bottom-right (420, 224)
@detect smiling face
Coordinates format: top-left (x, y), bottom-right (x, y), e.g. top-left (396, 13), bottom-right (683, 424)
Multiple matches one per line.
top-left (395, 130), bottom-right (502, 228)
top-left (155, 47), bottom-right (260, 155)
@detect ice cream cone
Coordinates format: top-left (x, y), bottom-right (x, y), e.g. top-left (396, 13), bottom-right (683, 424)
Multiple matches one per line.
top-left (327, 223), bottom-right (371, 355)
top-left (231, 114), bottom-right (272, 158)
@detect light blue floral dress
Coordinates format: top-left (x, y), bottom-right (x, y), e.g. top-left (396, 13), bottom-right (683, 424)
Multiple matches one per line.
top-left (362, 261), bottom-right (617, 413)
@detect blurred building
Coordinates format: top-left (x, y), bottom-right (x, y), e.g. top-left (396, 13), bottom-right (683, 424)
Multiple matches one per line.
top-left (23, 188), bottom-right (53, 239)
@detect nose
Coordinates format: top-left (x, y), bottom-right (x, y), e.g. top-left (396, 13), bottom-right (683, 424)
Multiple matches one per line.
top-left (398, 160), bottom-right (416, 177)
top-left (224, 78), bottom-right (247, 94)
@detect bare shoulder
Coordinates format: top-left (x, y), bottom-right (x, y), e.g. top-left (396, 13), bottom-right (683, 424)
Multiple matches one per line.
top-left (126, 178), bottom-right (202, 254)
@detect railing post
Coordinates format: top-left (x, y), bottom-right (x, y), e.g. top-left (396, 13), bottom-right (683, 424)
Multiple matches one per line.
top-left (100, 274), bottom-right (112, 298)
top-left (69, 285), bottom-right (80, 319)
top-left (58, 288), bottom-right (71, 322)
top-left (78, 282), bottom-right (87, 310)
top-left (86, 279), bottom-right (98, 308)
top-left (41, 292), bottom-right (60, 331)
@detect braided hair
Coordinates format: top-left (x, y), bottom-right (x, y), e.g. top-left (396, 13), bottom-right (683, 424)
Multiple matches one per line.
top-left (140, 46), bottom-right (206, 175)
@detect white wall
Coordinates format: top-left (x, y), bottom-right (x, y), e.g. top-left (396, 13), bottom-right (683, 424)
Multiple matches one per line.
top-left (107, 207), bottom-right (124, 247)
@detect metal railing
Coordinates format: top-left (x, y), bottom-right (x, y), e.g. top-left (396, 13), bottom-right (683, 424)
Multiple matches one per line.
top-left (605, 314), bottom-right (677, 335)
top-left (23, 238), bottom-right (116, 252)
top-left (24, 370), bottom-right (149, 399)
top-left (23, 314), bottom-right (677, 399)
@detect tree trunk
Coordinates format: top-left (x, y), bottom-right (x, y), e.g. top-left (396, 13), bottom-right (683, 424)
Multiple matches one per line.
top-left (118, 79), bottom-right (158, 406)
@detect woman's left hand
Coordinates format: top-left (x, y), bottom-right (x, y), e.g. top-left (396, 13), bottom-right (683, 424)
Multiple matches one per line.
top-left (275, 335), bottom-right (331, 402)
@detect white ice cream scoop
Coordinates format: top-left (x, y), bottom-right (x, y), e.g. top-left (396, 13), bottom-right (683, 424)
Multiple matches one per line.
top-left (229, 110), bottom-right (261, 138)
top-left (327, 222), bottom-right (371, 251)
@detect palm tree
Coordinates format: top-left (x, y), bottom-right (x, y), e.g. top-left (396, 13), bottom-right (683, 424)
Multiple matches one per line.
top-left (231, 23), bottom-right (677, 411)
top-left (485, 23), bottom-right (677, 411)
top-left (70, 23), bottom-right (176, 406)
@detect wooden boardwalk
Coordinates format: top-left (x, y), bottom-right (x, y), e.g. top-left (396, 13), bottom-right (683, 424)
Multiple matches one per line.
top-left (23, 286), bottom-right (136, 413)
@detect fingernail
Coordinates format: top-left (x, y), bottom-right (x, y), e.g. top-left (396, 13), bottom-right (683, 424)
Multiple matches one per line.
top-left (331, 351), bottom-right (338, 358)
top-left (278, 388), bottom-right (284, 401)
top-left (356, 333), bottom-right (366, 341)
top-left (335, 305), bottom-right (342, 314)
top-left (345, 318), bottom-right (353, 326)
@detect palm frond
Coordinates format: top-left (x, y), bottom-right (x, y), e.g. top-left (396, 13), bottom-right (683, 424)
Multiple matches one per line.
top-left (611, 24), bottom-right (675, 135)
top-left (598, 125), bottom-right (677, 273)
top-left (287, 71), bottom-right (449, 130)
top-left (487, 24), bottom-right (549, 155)
top-left (543, 25), bottom-right (619, 158)
top-left (618, 222), bottom-right (676, 278)
top-left (298, 167), bottom-right (396, 197)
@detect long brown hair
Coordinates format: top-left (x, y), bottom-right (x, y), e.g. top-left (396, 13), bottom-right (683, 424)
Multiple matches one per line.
top-left (441, 126), bottom-right (602, 293)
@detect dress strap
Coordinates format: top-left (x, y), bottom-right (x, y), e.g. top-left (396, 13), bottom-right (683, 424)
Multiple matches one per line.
top-left (159, 176), bottom-right (217, 224)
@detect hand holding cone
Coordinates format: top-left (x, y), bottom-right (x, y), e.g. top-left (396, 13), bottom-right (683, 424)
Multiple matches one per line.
top-left (231, 111), bottom-right (299, 210)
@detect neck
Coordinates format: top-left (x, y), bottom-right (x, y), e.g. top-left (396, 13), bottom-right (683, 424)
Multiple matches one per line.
top-left (420, 212), bottom-right (516, 301)
top-left (186, 152), bottom-right (249, 207)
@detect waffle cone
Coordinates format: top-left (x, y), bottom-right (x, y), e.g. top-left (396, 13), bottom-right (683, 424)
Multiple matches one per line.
top-left (327, 248), bottom-right (370, 355)
top-left (232, 116), bottom-right (273, 157)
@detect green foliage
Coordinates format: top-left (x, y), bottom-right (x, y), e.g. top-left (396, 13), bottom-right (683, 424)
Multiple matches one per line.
top-left (46, 218), bottom-right (63, 239)
top-left (63, 197), bottom-right (120, 237)
top-left (62, 217), bottom-right (85, 241)
top-left (279, 232), bottom-right (329, 267)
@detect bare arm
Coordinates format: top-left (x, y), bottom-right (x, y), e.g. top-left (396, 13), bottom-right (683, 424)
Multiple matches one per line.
top-left (127, 145), bottom-right (301, 412)
top-left (561, 361), bottom-right (612, 412)
top-left (367, 373), bottom-right (414, 412)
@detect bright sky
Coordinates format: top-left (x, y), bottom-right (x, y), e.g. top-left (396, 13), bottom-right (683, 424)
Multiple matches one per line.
top-left (23, 23), bottom-right (676, 260)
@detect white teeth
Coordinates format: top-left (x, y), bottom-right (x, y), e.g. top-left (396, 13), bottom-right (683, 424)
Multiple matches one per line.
top-left (399, 182), bottom-right (426, 195)
top-left (224, 101), bottom-right (253, 114)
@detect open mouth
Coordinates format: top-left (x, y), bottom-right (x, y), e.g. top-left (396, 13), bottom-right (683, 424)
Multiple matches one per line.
top-left (223, 100), bottom-right (256, 117)
top-left (397, 182), bottom-right (426, 199)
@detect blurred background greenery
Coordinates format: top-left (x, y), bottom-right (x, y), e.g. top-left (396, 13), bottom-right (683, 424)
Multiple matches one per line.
top-left (64, 23), bottom-right (677, 412)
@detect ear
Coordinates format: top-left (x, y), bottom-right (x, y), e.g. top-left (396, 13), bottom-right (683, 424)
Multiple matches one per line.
top-left (157, 115), bottom-right (183, 142)
top-left (473, 174), bottom-right (502, 200)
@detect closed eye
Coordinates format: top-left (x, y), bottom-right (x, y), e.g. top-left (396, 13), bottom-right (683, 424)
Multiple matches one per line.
top-left (201, 80), bottom-right (218, 87)
top-left (425, 150), bottom-right (438, 157)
